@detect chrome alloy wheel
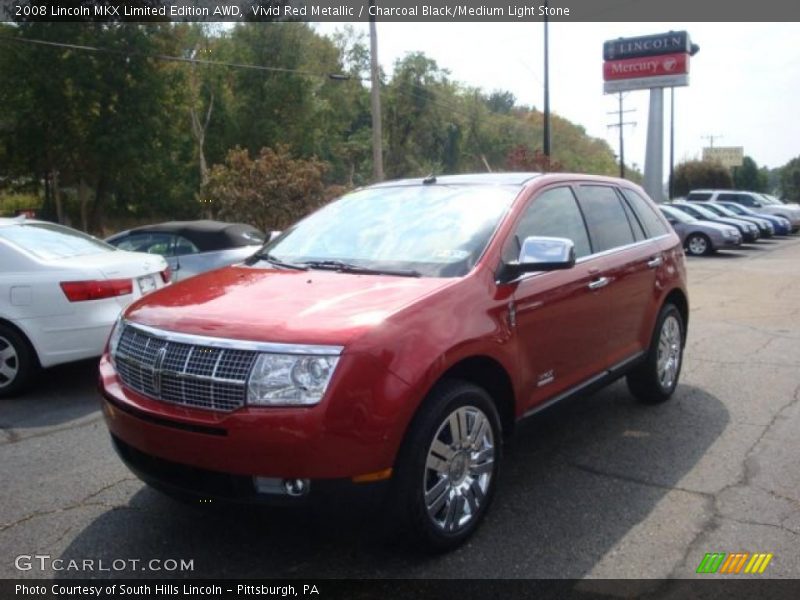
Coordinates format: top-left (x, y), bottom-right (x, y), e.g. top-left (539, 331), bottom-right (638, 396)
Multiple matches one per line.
top-left (423, 406), bottom-right (495, 533)
top-left (687, 235), bottom-right (708, 256)
top-left (657, 315), bottom-right (681, 390)
top-left (0, 335), bottom-right (19, 389)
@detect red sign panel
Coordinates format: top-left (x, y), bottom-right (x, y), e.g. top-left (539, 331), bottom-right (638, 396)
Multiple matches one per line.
top-left (603, 53), bottom-right (689, 81)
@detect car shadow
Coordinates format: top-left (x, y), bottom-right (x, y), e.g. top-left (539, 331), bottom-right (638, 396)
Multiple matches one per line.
top-left (687, 252), bottom-right (745, 260)
top-left (56, 381), bottom-right (727, 579)
top-left (0, 359), bottom-right (100, 430)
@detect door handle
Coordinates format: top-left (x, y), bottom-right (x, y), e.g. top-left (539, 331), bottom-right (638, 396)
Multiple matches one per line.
top-left (588, 276), bottom-right (610, 290)
top-left (647, 256), bottom-right (663, 268)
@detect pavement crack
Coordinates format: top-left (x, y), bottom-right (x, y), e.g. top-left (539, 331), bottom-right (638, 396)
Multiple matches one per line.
top-left (0, 415), bottom-right (103, 447)
top-left (666, 380), bottom-right (800, 578)
top-left (0, 477), bottom-right (137, 534)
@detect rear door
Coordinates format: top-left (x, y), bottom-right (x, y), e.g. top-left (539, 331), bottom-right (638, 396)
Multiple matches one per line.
top-left (575, 185), bottom-right (665, 367)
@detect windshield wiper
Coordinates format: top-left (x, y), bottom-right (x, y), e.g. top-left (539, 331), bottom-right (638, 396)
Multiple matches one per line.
top-left (251, 252), bottom-right (308, 271)
top-left (302, 260), bottom-right (421, 278)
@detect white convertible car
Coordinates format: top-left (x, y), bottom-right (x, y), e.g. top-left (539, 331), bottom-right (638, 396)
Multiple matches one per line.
top-left (0, 217), bottom-right (170, 397)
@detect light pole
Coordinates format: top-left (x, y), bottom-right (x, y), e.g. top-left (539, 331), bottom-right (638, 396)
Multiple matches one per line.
top-left (542, 1), bottom-right (551, 158)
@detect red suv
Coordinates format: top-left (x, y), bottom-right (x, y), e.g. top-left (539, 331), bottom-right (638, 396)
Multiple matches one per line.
top-left (100, 173), bottom-right (688, 550)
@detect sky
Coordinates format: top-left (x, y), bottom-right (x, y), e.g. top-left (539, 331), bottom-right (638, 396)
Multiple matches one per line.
top-left (315, 22), bottom-right (800, 174)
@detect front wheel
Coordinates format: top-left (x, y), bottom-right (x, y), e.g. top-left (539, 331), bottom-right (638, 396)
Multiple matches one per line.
top-left (685, 233), bottom-right (712, 256)
top-left (389, 380), bottom-right (502, 552)
top-left (627, 304), bottom-right (684, 404)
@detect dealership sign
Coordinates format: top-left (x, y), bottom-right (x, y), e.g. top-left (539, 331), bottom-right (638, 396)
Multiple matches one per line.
top-left (603, 53), bottom-right (689, 81)
top-left (603, 31), bottom-right (692, 61)
top-left (703, 146), bottom-right (744, 168)
top-left (603, 31), bottom-right (694, 94)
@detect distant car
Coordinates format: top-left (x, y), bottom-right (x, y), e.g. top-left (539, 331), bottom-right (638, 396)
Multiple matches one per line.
top-left (0, 218), bottom-right (169, 397)
top-left (703, 202), bottom-right (774, 238)
top-left (659, 204), bottom-right (742, 255)
top-left (716, 201), bottom-right (792, 235)
top-left (687, 190), bottom-right (800, 232)
top-left (106, 220), bottom-right (265, 282)
top-left (672, 202), bottom-right (760, 243)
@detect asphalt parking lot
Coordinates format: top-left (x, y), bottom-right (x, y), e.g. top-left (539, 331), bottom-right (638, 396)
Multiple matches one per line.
top-left (2, 237), bottom-right (800, 588)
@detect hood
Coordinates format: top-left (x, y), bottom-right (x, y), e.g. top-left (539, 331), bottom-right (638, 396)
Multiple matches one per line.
top-left (124, 265), bottom-right (456, 346)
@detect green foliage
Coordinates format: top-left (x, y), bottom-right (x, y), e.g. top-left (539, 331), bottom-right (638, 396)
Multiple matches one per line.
top-left (733, 156), bottom-right (768, 192)
top-left (203, 145), bottom-right (331, 231)
top-left (0, 23), bottom-right (628, 232)
top-left (779, 157), bottom-right (800, 202)
top-left (0, 194), bottom-right (41, 216)
top-left (672, 160), bottom-right (733, 198)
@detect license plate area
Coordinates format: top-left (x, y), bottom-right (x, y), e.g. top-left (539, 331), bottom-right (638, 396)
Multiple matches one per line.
top-left (138, 275), bottom-right (157, 294)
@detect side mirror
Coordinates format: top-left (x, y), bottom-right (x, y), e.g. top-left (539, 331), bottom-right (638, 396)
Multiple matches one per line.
top-left (499, 236), bottom-right (576, 282)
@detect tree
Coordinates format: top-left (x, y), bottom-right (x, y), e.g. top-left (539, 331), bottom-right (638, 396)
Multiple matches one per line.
top-left (779, 157), bottom-right (800, 202)
top-left (202, 145), bottom-right (331, 231)
top-left (672, 160), bottom-right (733, 198)
top-left (733, 156), bottom-right (767, 192)
top-left (505, 145), bottom-right (563, 172)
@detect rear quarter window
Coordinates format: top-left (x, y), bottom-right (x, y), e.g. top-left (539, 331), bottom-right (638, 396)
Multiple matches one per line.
top-left (620, 188), bottom-right (670, 238)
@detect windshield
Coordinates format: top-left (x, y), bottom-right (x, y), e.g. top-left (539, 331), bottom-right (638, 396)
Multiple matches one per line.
top-left (661, 206), bottom-right (695, 224)
top-left (258, 184), bottom-right (517, 278)
top-left (0, 223), bottom-right (114, 260)
top-left (709, 203), bottom-right (739, 218)
top-left (682, 204), bottom-right (719, 220)
top-left (720, 202), bottom-right (749, 215)
top-left (759, 194), bottom-right (783, 205)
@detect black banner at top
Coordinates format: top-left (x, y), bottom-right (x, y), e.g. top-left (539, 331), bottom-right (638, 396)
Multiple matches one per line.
top-left (1, 0), bottom-right (799, 22)
top-left (603, 31), bottom-right (691, 61)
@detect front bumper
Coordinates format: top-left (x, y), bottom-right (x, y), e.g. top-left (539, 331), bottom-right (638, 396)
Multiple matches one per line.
top-left (110, 433), bottom-right (387, 505)
top-left (100, 352), bottom-right (416, 482)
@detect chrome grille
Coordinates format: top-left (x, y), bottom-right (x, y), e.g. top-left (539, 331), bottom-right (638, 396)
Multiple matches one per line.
top-left (115, 325), bottom-right (258, 412)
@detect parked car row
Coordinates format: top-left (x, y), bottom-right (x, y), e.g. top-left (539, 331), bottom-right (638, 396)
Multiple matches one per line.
top-left (0, 218), bottom-right (265, 398)
top-left (658, 190), bottom-right (799, 256)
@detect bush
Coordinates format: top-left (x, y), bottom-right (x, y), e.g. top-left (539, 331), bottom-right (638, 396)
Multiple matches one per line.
top-left (672, 160), bottom-right (732, 198)
top-left (202, 145), bottom-right (333, 232)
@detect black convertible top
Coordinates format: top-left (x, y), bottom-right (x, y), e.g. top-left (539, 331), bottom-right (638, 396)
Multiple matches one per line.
top-left (118, 220), bottom-right (264, 252)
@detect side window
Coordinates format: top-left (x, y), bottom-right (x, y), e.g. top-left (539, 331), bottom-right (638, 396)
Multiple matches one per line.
top-left (174, 236), bottom-right (200, 256)
top-left (575, 185), bottom-right (636, 252)
top-left (618, 192), bottom-right (646, 241)
top-left (717, 193), bottom-right (739, 202)
top-left (114, 233), bottom-right (174, 256)
top-left (687, 192), bottom-right (712, 201)
top-left (621, 188), bottom-right (670, 237)
top-left (502, 186), bottom-right (591, 263)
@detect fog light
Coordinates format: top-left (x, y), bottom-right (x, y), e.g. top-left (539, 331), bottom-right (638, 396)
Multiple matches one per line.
top-left (283, 479), bottom-right (310, 496)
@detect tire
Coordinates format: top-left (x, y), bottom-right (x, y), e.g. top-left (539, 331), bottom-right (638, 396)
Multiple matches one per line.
top-left (627, 304), bottom-right (684, 404)
top-left (389, 379), bottom-right (502, 552)
top-left (0, 324), bottom-right (37, 399)
top-left (685, 233), bottom-right (712, 256)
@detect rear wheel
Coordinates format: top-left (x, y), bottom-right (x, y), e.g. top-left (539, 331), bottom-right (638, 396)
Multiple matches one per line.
top-left (685, 233), bottom-right (712, 256)
top-left (390, 379), bottom-right (501, 551)
top-left (627, 304), bottom-right (684, 404)
top-left (0, 324), bottom-right (37, 398)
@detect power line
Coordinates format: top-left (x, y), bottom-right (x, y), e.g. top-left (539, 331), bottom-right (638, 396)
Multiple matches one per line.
top-left (0, 34), bottom-right (358, 80)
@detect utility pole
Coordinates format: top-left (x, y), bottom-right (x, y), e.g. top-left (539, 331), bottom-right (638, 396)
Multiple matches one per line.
top-left (701, 134), bottom-right (723, 148)
top-left (542, 1), bottom-right (551, 158)
top-left (669, 87), bottom-right (675, 199)
top-left (368, 1), bottom-right (384, 182)
top-left (606, 93), bottom-right (636, 178)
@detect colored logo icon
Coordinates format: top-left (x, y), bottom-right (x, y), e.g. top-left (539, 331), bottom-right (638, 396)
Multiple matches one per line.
top-left (696, 552), bottom-right (773, 574)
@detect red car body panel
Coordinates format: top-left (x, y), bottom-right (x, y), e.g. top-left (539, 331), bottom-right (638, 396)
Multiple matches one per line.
top-left (101, 174), bottom-right (688, 483)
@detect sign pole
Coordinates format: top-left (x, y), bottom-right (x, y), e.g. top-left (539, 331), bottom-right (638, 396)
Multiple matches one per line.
top-left (643, 87), bottom-right (664, 203)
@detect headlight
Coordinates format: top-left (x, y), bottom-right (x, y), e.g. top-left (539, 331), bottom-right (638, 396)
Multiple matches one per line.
top-left (247, 353), bottom-right (340, 406)
top-left (108, 315), bottom-right (125, 366)
top-left (723, 229), bottom-right (735, 238)
top-left (749, 225), bottom-right (757, 233)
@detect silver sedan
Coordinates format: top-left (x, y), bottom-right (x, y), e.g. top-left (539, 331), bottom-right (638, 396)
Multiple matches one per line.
top-left (660, 204), bottom-right (742, 256)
